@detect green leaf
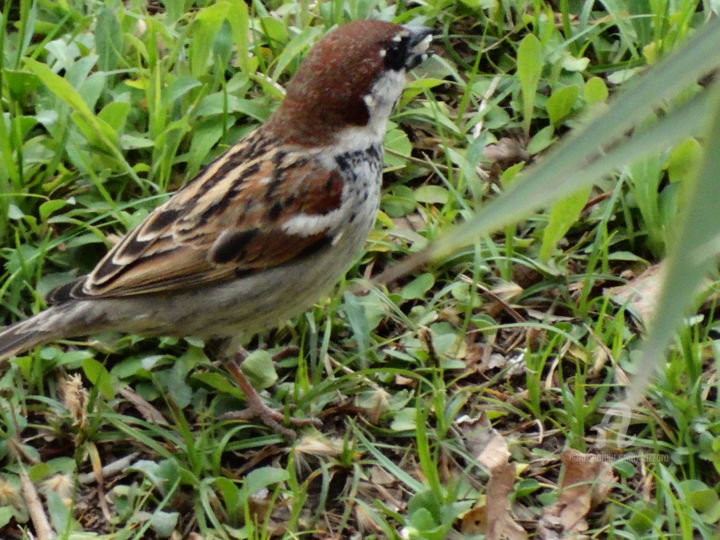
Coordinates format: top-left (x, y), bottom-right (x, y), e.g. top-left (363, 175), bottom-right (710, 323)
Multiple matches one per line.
top-left (82, 357), bottom-right (114, 399)
top-left (682, 480), bottom-right (720, 523)
top-left (384, 126), bottom-right (412, 170)
top-left (584, 76), bottom-right (609, 104)
top-left (4, 70), bottom-right (39, 100)
top-left (243, 466), bottom-right (289, 497)
top-left (527, 125), bottom-right (555, 154)
top-left (0, 507), bottom-right (13, 529)
top-left (39, 200), bottom-right (68, 221)
top-left (215, 477), bottom-right (241, 519)
top-left (499, 162), bottom-right (526, 187)
top-left (342, 291), bottom-right (371, 354)
top-left (271, 27), bottom-right (322, 81)
top-left (165, 76), bottom-right (202, 107)
top-left (547, 85), bottom-right (580, 126)
top-left (96, 7), bottom-right (122, 71)
top-left (408, 507), bottom-right (436, 531)
top-left (613, 460), bottom-right (636, 479)
top-left (429, 322), bottom-right (460, 356)
top-left (46, 491), bottom-right (71, 535)
top-left (120, 133), bottom-right (155, 149)
top-left (155, 369), bottom-right (192, 409)
top-left (259, 16), bottom-right (289, 46)
top-left (29, 462), bottom-right (52, 482)
top-left (401, 273), bottom-right (435, 300)
top-left (192, 371), bottom-right (243, 398)
top-left (225, 0), bottom-right (250, 72)
top-left (98, 101), bottom-right (131, 133)
top-left (241, 351), bottom-right (277, 390)
top-left (150, 510), bottom-right (179, 537)
top-left (414, 185), bottom-right (449, 205)
top-left (131, 459), bottom-right (180, 494)
top-left (54, 350), bottom-right (94, 369)
top-left (190, 2), bottom-right (230, 78)
top-left (382, 185), bottom-right (416, 217)
top-left (390, 407), bottom-right (417, 431)
top-left (517, 33), bottom-right (543, 134)
top-left (628, 501), bottom-right (657, 532)
top-left (400, 77), bottom-right (446, 105)
top-left (2, 114), bottom-right (36, 140)
top-left (539, 185), bottom-right (592, 262)
top-left (25, 58), bottom-right (97, 119)
top-left (666, 137), bottom-right (702, 183)
top-left (186, 116), bottom-right (226, 177)
top-left (560, 53), bottom-right (590, 72)
top-left (407, 490), bottom-right (442, 527)
top-left (24, 56), bottom-right (140, 185)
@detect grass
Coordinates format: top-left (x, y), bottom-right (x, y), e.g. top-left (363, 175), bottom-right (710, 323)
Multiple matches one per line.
top-left (1, 0), bottom-right (720, 538)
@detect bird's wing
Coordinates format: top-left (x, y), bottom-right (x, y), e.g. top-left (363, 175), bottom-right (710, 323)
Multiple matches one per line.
top-left (48, 132), bottom-right (346, 303)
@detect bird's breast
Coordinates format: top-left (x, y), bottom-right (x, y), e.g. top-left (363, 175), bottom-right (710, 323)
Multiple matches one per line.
top-left (333, 142), bottom-right (384, 241)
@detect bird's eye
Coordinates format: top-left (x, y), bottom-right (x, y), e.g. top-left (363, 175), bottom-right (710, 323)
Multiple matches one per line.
top-left (383, 35), bottom-right (409, 71)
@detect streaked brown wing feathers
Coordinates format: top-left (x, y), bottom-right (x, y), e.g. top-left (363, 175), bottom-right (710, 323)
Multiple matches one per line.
top-left (50, 137), bottom-right (344, 301)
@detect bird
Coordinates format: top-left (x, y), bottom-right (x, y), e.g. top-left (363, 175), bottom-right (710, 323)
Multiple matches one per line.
top-left (0, 20), bottom-right (433, 436)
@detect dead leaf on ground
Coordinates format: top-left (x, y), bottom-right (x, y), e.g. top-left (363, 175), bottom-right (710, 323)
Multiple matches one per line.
top-left (606, 264), bottom-right (665, 327)
top-left (458, 426), bottom-right (528, 539)
top-left (484, 137), bottom-right (529, 166)
top-left (119, 386), bottom-right (169, 425)
top-left (465, 341), bottom-right (508, 375)
top-left (607, 262), bottom-right (717, 328)
top-left (477, 431), bottom-right (511, 471)
top-left (538, 449), bottom-right (616, 539)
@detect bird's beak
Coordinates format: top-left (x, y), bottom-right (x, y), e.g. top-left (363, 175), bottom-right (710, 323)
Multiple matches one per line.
top-left (402, 25), bottom-right (434, 69)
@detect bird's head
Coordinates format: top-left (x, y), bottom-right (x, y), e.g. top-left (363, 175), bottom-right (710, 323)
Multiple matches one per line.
top-left (265, 20), bottom-right (433, 147)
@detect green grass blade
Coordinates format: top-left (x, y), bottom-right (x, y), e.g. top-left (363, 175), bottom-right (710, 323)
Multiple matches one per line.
top-left (626, 87), bottom-right (720, 408)
top-left (380, 19), bottom-right (720, 281)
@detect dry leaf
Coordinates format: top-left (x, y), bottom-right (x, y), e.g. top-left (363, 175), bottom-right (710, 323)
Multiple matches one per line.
top-left (460, 505), bottom-right (487, 533)
top-left (355, 503), bottom-right (384, 535)
top-left (295, 434), bottom-right (343, 457)
top-left (486, 461), bottom-right (529, 540)
top-left (359, 388), bottom-right (390, 423)
top-left (370, 465), bottom-right (396, 486)
top-left (608, 262), bottom-right (716, 327)
top-left (458, 427), bottom-right (528, 539)
top-left (477, 432), bottom-right (511, 471)
top-left (459, 462), bottom-right (528, 540)
top-left (538, 449), bottom-right (616, 539)
top-left (119, 386), bottom-right (168, 425)
top-left (466, 341), bottom-right (509, 374)
top-left (484, 137), bottom-right (529, 165)
top-left (606, 263), bottom-right (664, 326)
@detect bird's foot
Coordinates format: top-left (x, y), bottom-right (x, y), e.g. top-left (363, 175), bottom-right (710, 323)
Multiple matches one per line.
top-left (219, 359), bottom-right (320, 439)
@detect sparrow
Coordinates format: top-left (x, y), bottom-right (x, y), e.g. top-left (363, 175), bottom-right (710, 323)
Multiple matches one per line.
top-left (0, 20), bottom-right (433, 436)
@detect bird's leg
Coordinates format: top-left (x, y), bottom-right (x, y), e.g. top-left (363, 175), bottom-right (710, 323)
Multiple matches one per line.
top-left (212, 340), bottom-right (320, 439)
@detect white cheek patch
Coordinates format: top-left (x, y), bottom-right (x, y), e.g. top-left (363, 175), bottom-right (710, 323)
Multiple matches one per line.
top-left (363, 70), bottom-right (407, 127)
top-left (323, 70), bottom-right (406, 156)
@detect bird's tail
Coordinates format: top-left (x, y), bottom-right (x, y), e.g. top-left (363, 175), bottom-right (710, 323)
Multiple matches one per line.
top-left (0, 309), bottom-right (64, 361)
